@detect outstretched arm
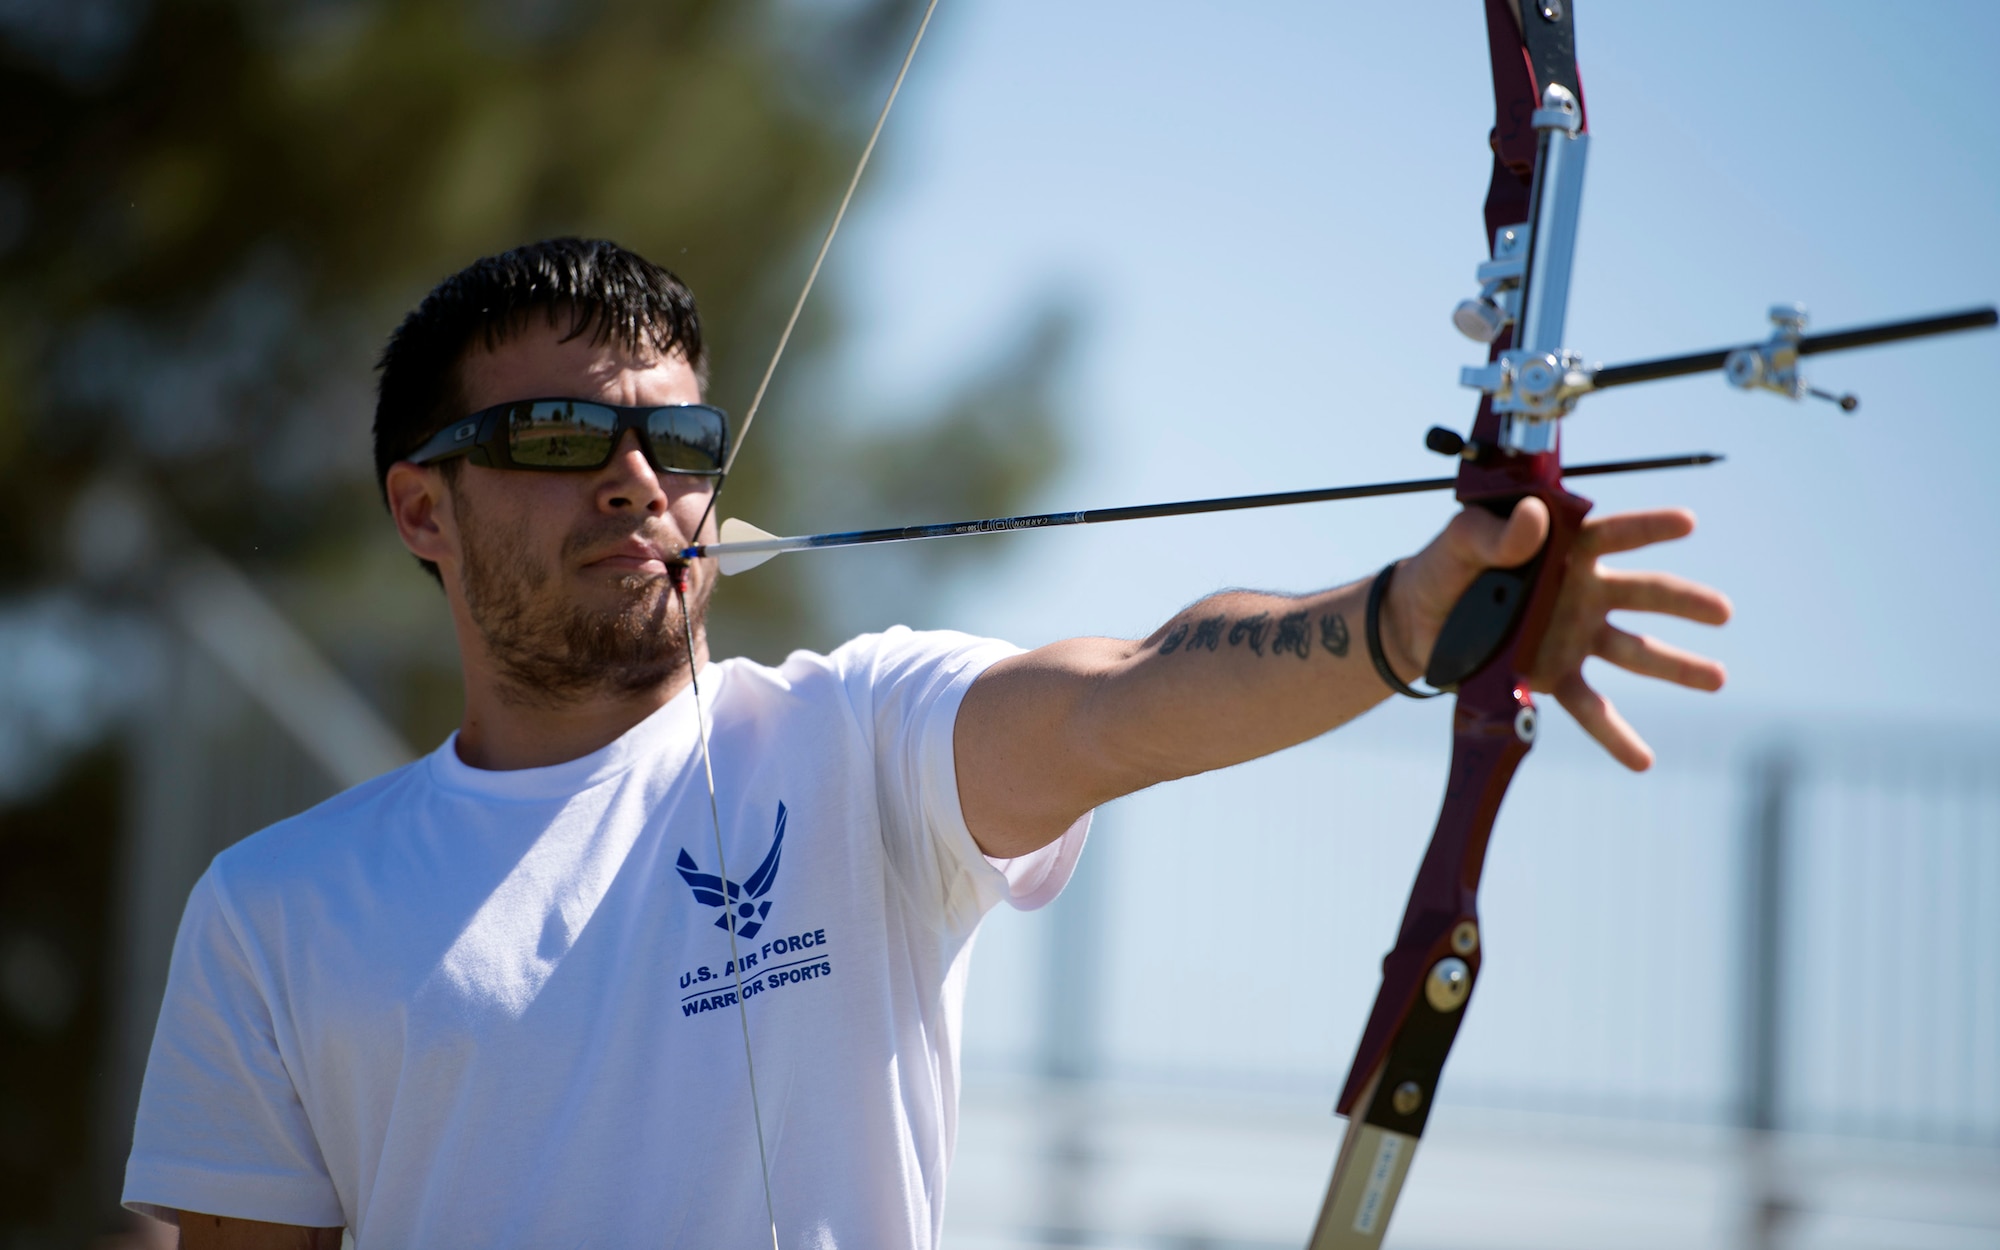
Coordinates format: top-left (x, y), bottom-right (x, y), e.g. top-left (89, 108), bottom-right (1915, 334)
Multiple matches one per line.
top-left (955, 501), bottom-right (1731, 858)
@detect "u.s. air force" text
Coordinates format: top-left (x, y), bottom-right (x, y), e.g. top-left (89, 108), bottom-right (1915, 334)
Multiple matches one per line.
top-left (679, 928), bottom-right (831, 1016)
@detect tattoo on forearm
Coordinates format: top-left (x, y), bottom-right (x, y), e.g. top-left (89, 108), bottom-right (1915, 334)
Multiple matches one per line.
top-left (1272, 610), bottom-right (1311, 660)
top-left (1156, 614), bottom-right (1225, 654)
top-left (1320, 612), bottom-right (1350, 657)
top-left (1153, 607), bottom-right (1353, 661)
top-left (1227, 613), bottom-right (1270, 654)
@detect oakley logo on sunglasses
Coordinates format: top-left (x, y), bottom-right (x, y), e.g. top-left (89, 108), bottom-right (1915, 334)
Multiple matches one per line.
top-left (406, 399), bottom-right (731, 476)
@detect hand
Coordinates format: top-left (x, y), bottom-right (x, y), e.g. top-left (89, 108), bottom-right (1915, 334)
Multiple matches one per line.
top-left (1386, 499), bottom-right (1731, 770)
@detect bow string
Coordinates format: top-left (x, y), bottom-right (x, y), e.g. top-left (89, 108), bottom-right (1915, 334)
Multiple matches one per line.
top-left (671, 4), bottom-right (942, 1246)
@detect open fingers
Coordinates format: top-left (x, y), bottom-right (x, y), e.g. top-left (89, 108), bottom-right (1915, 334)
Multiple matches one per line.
top-left (1595, 624), bottom-right (1728, 691)
top-left (1598, 568), bottom-right (1734, 625)
top-left (1575, 508), bottom-right (1695, 558)
top-left (1554, 672), bottom-right (1655, 772)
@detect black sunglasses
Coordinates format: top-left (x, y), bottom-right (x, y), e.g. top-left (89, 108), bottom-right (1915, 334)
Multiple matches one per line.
top-left (407, 398), bottom-right (730, 476)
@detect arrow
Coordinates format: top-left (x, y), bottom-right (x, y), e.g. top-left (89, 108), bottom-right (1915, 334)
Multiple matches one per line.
top-left (682, 452), bottom-right (1723, 575)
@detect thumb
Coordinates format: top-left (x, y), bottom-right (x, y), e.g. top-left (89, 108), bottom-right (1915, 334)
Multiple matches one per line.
top-left (1492, 495), bottom-right (1550, 568)
top-left (1394, 496), bottom-right (1554, 660)
top-left (1442, 495), bottom-right (1549, 573)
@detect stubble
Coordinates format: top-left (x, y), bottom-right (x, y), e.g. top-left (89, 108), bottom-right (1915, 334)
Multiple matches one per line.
top-left (454, 492), bottom-right (709, 707)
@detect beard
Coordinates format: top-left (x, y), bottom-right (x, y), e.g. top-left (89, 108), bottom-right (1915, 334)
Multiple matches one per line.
top-left (454, 493), bottom-right (711, 708)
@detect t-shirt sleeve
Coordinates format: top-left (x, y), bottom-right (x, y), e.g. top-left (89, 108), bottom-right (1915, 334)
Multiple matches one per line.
top-left (832, 627), bottom-right (1091, 935)
top-left (123, 868), bottom-right (344, 1228)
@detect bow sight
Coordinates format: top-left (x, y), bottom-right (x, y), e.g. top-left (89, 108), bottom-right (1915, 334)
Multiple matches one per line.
top-left (1445, 81), bottom-right (1993, 444)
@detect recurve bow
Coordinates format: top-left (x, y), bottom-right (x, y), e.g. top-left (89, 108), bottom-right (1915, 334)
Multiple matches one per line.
top-left (1306, 2), bottom-right (1588, 1242)
top-left (668, 3), bottom-right (1995, 1246)
top-left (1306, 2), bottom-right (1994, 1245)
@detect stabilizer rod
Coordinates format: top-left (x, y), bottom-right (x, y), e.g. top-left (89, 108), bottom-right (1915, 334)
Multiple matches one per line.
top-left (1590, 306), bottom-right (1996, 390)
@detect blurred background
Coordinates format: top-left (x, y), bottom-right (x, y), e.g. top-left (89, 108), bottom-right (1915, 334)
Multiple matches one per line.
top-left (0, 1), bottom-right (1994, 1247)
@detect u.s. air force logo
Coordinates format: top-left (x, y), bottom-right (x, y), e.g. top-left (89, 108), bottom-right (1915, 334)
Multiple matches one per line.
top-left (676, 801), bottom-right (786, 940)
top-left (675, 802), bottom-right (833, 1016)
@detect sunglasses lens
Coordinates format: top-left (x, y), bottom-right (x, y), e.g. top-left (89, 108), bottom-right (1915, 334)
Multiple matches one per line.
top-left (506, 401), bottom-right (618, 468)
top-left (646, 405), bottom-right (728, 474)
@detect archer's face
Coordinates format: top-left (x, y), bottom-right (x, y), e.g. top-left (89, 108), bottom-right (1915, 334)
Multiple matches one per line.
top-left (453, 320), bottom-right (715, 580)
top-left (411, 321), bottom-right (719, 703)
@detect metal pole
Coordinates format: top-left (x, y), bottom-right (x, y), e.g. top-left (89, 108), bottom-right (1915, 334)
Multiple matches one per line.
top-left (1742, 746), bottom-right (1795, 1250)
top-left (1038, 824), bottom-right (1104, 1242)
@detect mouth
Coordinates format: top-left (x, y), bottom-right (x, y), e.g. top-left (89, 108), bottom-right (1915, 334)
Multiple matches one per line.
top-left (582, 537), bottom-right (687, 579)
top-left (586, 553), bottom-right (672, 575)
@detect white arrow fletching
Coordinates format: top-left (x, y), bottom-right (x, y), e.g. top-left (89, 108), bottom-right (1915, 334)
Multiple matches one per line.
top-left (715, 517), bottom-right (786, 576)
top-left (719, 516), bottom-right (778, 544)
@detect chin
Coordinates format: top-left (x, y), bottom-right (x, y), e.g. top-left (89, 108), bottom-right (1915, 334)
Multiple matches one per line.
top-left (578, 568), bottom-right (671, 602)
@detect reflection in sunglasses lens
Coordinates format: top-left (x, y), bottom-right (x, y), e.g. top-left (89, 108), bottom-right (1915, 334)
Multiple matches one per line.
top-left (509, 401), bottom-right (617, 467)
top-left (493, 401), bottom-right (725, 472)
top-left (648, 407), bottom-right (726, 473)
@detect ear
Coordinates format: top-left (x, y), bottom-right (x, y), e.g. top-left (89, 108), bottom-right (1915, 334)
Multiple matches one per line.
top-left (384, 461), bottom-right (458, 571)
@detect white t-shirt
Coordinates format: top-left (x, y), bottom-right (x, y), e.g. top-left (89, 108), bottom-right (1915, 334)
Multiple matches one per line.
top-left (124, 628), bottom-right (1085, 1249)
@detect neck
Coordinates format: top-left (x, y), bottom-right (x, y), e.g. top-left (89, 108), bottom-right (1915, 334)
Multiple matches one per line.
top-left (452, 634), bottom-right (710, 771)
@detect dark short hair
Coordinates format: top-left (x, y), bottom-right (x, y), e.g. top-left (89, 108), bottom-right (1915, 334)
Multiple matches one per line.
top-left (372, 238), bottom-right (708, 574)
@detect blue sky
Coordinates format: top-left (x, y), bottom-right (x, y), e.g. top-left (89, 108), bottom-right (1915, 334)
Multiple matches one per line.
top-left (811, 0), bottom-right (2000, 729)
top-left (772, 3), bottom-right (2000, 1134)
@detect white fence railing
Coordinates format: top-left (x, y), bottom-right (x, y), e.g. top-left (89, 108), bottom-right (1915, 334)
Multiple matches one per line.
top-left (962, 702), bottom-right (2000, 1148)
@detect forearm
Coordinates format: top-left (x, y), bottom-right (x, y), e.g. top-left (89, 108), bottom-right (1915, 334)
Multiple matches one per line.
top-left (959, 575), bottom-right (1415, 857)
top-left (1087, 578), bottom-right (1401, 793)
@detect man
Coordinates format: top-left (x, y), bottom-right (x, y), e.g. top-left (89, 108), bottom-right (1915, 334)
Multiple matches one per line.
top-left (124, 238), bottom-right (1728, 1248)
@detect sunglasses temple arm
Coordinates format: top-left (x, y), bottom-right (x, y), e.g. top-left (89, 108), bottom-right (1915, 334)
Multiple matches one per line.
top-left (680, 452), bottom-right (1721, 575)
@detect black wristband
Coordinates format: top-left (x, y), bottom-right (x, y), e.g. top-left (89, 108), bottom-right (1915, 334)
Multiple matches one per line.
top-left (1366, 561), bottom-right (1442, 699)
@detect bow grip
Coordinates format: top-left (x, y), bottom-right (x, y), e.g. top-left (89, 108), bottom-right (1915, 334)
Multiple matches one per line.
top-left (1426, 557), bottom-right (1542, 691)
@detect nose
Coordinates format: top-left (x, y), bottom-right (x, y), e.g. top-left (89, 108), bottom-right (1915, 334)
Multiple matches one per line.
top-left (594, 429), bottom-right (669, 517)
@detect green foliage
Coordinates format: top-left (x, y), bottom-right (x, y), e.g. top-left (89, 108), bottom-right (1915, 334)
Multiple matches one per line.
top-left (0, 0), bottom-right (1071, 748)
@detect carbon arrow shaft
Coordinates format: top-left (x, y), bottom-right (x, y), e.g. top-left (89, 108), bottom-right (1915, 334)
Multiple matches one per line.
top-left (679, 451), bottom-right (1721, 563)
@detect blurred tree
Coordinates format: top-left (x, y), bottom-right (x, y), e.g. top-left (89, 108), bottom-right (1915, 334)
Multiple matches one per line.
top-left (0, 749), bottom-right (119, 1248)
top-left (0, 0), bottom-right (1071, 1239)
top-left (0, 0), bottom-right (1070, 741)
